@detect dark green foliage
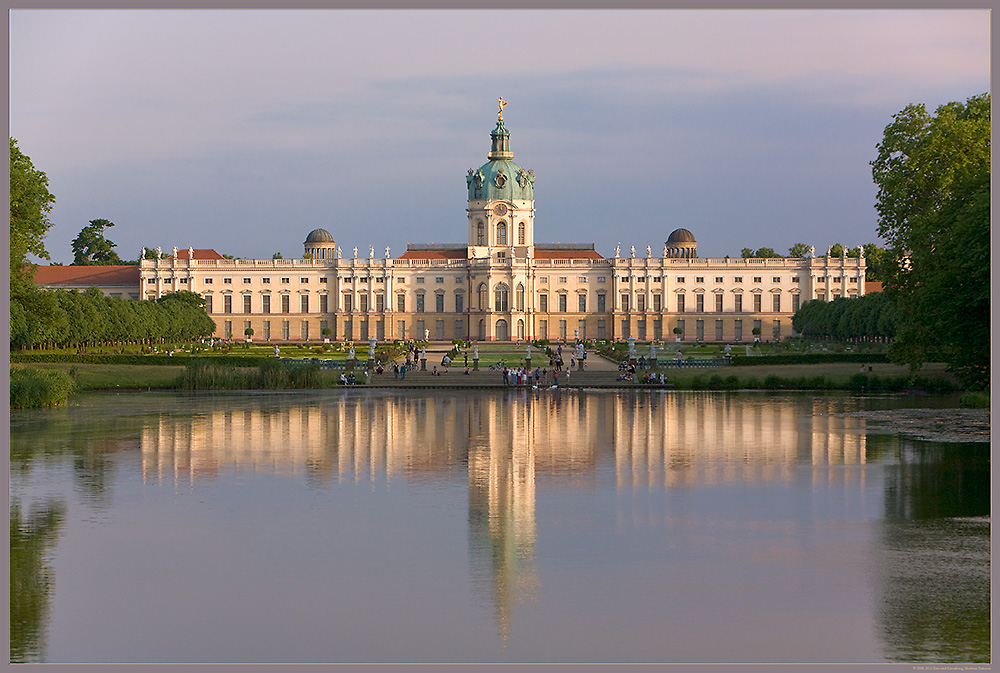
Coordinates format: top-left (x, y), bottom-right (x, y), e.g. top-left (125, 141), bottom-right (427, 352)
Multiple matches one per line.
top-left (9, 138), bottom-right (56, 301)
top-left (177, 359), bottom-right (347, 390)
top-left (872, 93), bottom-right (990, 390)
top-left (71, 219), bottom-right (122, 265)
top-left (10, 367), bottom-right (75, 408)
top-left (728, 353), bottom-right (888, 366)
top-left (792, 295), bottom-right (895, 341)
top-left (959, 392), bottom-right (989, 408)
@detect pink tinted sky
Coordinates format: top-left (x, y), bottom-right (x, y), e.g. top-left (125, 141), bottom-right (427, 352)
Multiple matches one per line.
top-left (10, 9), bottom-right (990, 263)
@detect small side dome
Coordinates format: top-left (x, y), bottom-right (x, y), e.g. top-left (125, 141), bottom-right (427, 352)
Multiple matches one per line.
top-left (305, 228), bottom-right (335, 243)
top-left (666, 228), bottom-right (696, 244)
top-left (664, 228), bottom-right (698, 259)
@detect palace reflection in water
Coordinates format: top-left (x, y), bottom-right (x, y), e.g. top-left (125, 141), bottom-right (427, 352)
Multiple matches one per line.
top-left (137, 391), bottom-right (871, 641)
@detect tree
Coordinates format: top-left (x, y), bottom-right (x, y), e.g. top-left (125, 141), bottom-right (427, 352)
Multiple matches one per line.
top-left (10, 138), bottom-right (56, 299)
top-left (71, 219), bottom-right (123, 265)
top-left (787, 243), bottom-right (812, 258)
top-left (741, 247), bottom-right (782, 259)
top-left (871, 93), bottom-right (989, 389)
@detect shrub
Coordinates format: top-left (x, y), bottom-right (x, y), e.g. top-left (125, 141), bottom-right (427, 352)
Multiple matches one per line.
top-left (959, 391), bottom-right (989, 408)
top-left (10, 367), bottom-right (75, 408)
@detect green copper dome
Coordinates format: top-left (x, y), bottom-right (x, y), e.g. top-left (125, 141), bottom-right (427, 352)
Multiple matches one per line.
top-left (467, 117), bottom-right (534, 201)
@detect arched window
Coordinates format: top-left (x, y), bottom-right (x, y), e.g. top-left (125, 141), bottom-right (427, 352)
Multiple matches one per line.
top-left (517, 319), bottom-right (525, 340)
top-left (496, 222), bottom-right (507, 245)
top-left (476, 222), bottom-right (485, 246)
top-left (518, 222), bottom-right (526, 245)
top-left (478, 283), bottom-right (488, 310)
top-left (516, 283), bottom-right (525, 311)
top-left (494, 283), bottom-right (509, 312)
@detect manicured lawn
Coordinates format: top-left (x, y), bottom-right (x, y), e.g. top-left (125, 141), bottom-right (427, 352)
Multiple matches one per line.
top-left (656, 361), bottom-right (954, 386)
top-left (12, 363), bottom-right (186, 390)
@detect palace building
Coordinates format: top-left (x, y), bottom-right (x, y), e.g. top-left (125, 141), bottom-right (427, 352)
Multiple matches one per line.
top-left (47, 101), bottom-right (869, 343)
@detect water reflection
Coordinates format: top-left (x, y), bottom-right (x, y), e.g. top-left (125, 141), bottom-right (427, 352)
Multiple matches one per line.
top-left (10, 499), bottom-right (66, 663)
top-left (8, 390), bottom-right (989, 663)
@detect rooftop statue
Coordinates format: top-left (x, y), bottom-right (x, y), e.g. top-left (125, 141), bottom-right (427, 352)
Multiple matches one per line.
top-left (497, 97), bottom-right (507, 122)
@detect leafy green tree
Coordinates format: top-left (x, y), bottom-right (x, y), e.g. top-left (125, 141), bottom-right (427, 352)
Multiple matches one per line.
top-left (871, 93), bottom-right (989, 389)
top-left (9, 138), bottom-right (56, 300)
top-left (71, 219), bottom-right (123, 265)
top-left (787, 242), bottom-right (811, 258)
top-left (860, 243), bottom-right (889, 283)
top-left (741, 247), bottom-right (782, 259)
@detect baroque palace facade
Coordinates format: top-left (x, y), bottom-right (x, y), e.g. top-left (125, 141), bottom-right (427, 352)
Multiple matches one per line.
top-left (130, 102), bottom-right (867, 343)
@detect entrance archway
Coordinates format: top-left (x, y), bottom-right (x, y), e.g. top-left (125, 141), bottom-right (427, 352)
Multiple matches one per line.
top-left (495, 319), bottom-right (509, 341)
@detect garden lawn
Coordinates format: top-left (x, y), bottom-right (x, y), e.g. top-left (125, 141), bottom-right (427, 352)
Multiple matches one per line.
top-left (12, 363), bottom-right (186, 390)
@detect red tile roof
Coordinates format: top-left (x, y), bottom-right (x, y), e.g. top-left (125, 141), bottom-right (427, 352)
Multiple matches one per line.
top-left (534, 249), bottom-right (604, 259)
top-left (398, 249), bottom-right (468, 260)
top-left (864, 281), bottom-right (883, 294)
top-left (170, 248), bottom-right (225, 260)
top-left (33, 265), bottom-right (140, 287)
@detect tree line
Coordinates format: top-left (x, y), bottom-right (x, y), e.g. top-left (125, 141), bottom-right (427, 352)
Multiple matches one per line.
top-left (792, 293), bottom-right (896, 341)
top-left (10, 288), bottom-right (216, 350)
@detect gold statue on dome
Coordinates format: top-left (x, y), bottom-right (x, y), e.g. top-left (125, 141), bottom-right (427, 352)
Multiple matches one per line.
top-left (498, 97), bottom-right (507, 122)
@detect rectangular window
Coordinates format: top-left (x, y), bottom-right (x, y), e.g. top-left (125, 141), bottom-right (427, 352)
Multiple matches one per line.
top-left (578, 294), bottom-right (586, 312)
top-left (597, 276), bottom-right (606, 283)
top-left (539, 320), bottom-right (547, 339)
top-left (735, 294), bottom-right (743, 312)
top-left (772, 294), bottom-right (781, 312)
top-left (558, 276), bottom-right (568, 284)
top-left (753, 276), bottom-right (762, 283)
top-left (178, 279), bottom-right (187, 285)
top-left (577, 319), bottom-right (586, 341)
top-left (359, 294), bottom-right (368, 312)
top-left (320, 319), bottom-right (328, 337)
top-left (435, 277), bottom-right (444, 284)
top-left (696, 319), bottom-right (704, 341)
top-left (734, 277), bottom-right (742, 283)
top-left (397, 294), bottom-right (405, 312)
top-left (773, 319), bottom-right (781, 340)
top-left (772, 277), bottom-right (781, 283)
top-left (715, 294), bottom-right (723, 312)
top-left (416, 277), bottom-right (425, 284)
top-left (320, 295), bottom-right (328, 313)
top-left (397, 277), bottom-right (405, 284)
top-left (416, 294), bottom-right (425, 313)
top-left (281, 278), bottom-right (290, 284)
top-left (539, 277), bottom-right (548, 284)
top-left (416, 320), bottom-right (425, 339)
top-left (559, 294), bottom-right (567, 312)
top-left (559, 320), bottom-right (567, 340)
top-left (224, 278), bottom-right (232, 284)
top-left (621, 294), bottom-right (630, 312)
top-left (578, 276), bottom-right (587, 283)
top-left (262, 278), bottom-right (270, 284)
top-left (695, 276), bottom-right (704, 284)
top-left (300, 277), bottom-right (309, 284)
top-left (734, 319), bottom-right (743, 341)
top-left (224, 295), bottom-right (232, 314)
top-left (695, 294), bottom-right (704, 312)
top-left (653, 294), bottom-right (661, 312)
top-left (343, 294), bottom-right (352, 312)
top-left (637, 294), bottom-right (645, 312)
top-left (319, 277), bottom-right (327, 284)
top-left (375, 294), bottom-right (384, 312)
top-left (436, 294), bottom-right (444, 313)
top-left (653, 319), bottom-right (662, 341)
top-left (676, 294), bottom-right (685, 313)
top-left (597, 293), bottom-right (606, 312)
top-left (715, 276), bottom-right (723, 283)
top-left (597, 320), bottom-right (606, 340)
top-left (676, 277), bottom-right (685, 283)
top-left (262, 295), bottom-right (271, 314)
top-left (204, 278), bottom-right (213, 284)
top-left (243, 277), bottom-right (251, 284)
top-left (792, 277), bottom-right (800, 283)
top-left (301, 320), bottom-right (309, 340)
top-left (263, 320), bottom-right (270, 341)
top-left (637, 320), bottom-right (646, 341)
top-left (621, 320), bottom-right (630, 339)
top-left (281, 294), bottom-right (290, 313)
top-left (539, 294), bottom-right (548, 312)
top-left (301, 295), bottom-right (309, 313)
top-left (436, 320), bottom-right (444, 340)
top-left (224, 320), bottom-right (232, 338)
top-left (716, 319), bottom-right (724, 341)
top-left (792, 294), bottom-right (801, 312)
top-left (205, 295), bottom-right (213, 313)
top-left (754, 319), bottom-right (762, 337)
top-left (753, 294), bottom-right (762, 312)
top-left (455, 293), bottom-right (464, 313)
top-left (455, 319), bottom-right (464, 339)
top-left (282, 320), bottom-right (290, 340)
top-left (243, 295), bottom-right (252, 313)
top-left (397, 320), bottom-right (406, 339)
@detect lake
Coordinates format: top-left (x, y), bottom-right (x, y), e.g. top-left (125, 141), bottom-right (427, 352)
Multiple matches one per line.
top-left (9, 389), bottom-right (989, 664)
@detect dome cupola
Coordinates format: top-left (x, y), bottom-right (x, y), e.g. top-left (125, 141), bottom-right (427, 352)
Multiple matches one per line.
top-left (303, 228), bottom-right (337, 260)
top-left (665, 228), bottom-right (698, 258)
top-left (467, 98), bottom-right (534, 202)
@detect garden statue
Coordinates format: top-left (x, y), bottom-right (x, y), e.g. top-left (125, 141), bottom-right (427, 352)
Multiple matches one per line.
top-left (348, 345), bottom-right (355, 360)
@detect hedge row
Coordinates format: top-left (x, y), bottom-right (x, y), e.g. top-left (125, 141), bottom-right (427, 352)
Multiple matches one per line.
top-left (8, 353), bottom-right (278, 367)
top-left (727, 353), bottom-right (890, 366)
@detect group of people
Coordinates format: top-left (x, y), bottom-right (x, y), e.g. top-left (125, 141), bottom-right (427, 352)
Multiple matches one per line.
top-left (339, 372), bottom-right (359, 385)
top-left (617, 370), bottom-right (668, 384)
top-left (503, 366), bottom-right (565, 387)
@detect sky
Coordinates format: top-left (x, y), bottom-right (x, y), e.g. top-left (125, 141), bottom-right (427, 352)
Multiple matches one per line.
top-left (9, 9), bottom-right (991, 265)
